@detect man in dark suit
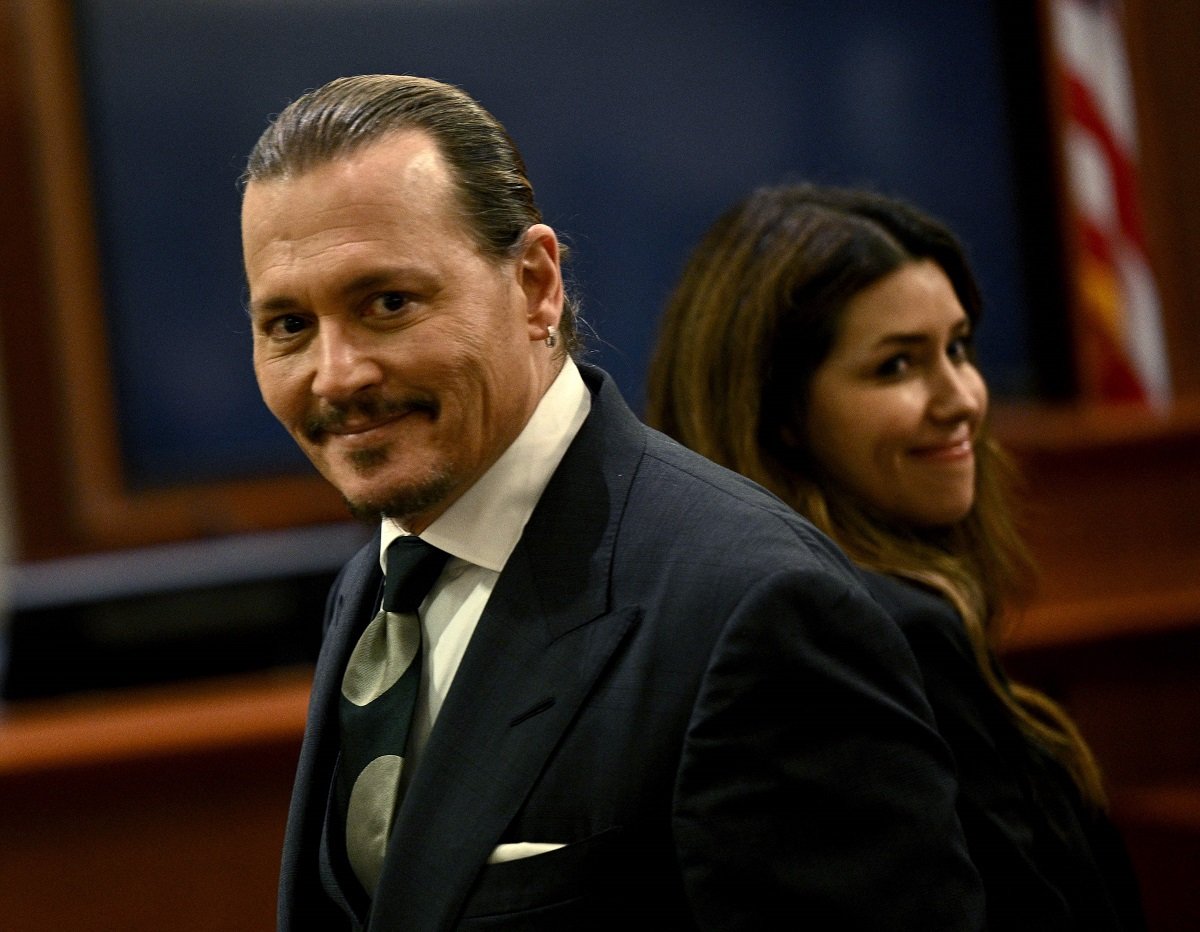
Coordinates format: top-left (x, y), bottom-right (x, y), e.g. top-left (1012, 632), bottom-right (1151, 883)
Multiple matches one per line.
top-left (242, 74), bottom-right (984, 929)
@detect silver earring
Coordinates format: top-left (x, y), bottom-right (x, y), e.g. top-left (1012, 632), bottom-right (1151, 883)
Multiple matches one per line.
top-left (545, 325), bottom-right (558, 348)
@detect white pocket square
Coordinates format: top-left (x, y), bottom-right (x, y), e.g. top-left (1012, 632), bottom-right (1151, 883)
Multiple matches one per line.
top-left (486, 842), bottom-right (566, 864)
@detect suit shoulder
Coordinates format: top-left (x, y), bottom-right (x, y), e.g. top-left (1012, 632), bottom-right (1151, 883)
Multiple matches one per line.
top-left (628, 427), bottom-right (857, 579)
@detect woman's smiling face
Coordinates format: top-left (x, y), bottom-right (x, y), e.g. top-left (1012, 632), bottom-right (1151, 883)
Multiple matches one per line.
top-left (805, 259), bottom-right (987, 528)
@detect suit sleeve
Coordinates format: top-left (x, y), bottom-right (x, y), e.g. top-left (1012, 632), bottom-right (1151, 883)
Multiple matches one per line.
top-left (673, 566), bottom-right (985, 930)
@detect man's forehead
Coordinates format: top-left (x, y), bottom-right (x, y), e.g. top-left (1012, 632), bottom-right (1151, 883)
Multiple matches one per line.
top-left (247, 128), bottom-right (449, 196)
top-left (258, 139), bottom-right (461, 229)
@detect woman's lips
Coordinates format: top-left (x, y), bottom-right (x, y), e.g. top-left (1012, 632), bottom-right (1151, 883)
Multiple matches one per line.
top-left (910, 437), bottom-right (974, 461)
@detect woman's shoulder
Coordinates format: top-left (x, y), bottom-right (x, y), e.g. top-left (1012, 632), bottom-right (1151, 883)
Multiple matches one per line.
top-left (857, 569), bottom-right (973, 653)
top-left (858, 571), bottom-right (1144, 930)
top-left (858, 567), bottom-right (944, 610)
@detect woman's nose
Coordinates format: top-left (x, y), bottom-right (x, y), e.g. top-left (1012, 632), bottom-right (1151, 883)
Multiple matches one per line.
top-left (929, 359), bottom-right (984, 422)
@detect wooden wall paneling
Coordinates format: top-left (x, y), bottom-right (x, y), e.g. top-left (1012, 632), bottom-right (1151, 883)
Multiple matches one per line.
top-left (996, 395), bottom-right (1200, 931)
top-left (995, 398), bottom-right (1200, 650)
top-left (0, 670), bottom-right (310, 931)
top-left (1114, 783), bottom-right (1200, 931)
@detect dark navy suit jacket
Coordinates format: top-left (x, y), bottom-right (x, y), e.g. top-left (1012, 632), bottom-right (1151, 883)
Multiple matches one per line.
top-left (278, 366), bottom-right (985, 930)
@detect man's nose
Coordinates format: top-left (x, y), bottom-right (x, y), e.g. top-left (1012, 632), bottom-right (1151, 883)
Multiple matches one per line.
top-left (310, 324), bottom-right (384, 401)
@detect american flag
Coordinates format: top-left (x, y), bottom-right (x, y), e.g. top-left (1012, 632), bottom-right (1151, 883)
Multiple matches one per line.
top-left (1049, 0), bottom-right (1171, 406)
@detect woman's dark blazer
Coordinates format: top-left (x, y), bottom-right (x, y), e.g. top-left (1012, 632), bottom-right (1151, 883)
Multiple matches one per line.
top-left (862, 570), bottom-right (1146, 931)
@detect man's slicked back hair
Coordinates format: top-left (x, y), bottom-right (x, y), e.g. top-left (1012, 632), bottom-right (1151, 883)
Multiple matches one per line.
top-left (244, 74), bottom-right (580, 352)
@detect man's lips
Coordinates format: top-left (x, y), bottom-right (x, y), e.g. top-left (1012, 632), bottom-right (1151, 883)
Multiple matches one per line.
top-left (303, 398), bottom-right (436, 443)
top-left (320, 414), bottom-right (402, 438)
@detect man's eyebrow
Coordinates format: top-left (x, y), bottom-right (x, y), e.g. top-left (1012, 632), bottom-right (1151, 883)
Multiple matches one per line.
top-left (338, 271), bottom-right (405, 299)
top-left (247, 294), bottom-right (299, 318)
top-left (248, 267), bottom-right (431, 318)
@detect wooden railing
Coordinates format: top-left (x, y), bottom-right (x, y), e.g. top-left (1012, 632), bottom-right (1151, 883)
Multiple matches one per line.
top-left (997, 400), bottom-right (1200, 930)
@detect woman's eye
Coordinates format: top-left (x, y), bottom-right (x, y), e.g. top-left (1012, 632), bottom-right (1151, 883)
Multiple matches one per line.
top-left (876, 354), bottom-right (911, 378)
top-left (947, 334), bottom-right (974, 361)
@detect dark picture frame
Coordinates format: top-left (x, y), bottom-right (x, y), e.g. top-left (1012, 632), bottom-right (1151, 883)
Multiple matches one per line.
top-left (7, 0), bottom-right (346, 557)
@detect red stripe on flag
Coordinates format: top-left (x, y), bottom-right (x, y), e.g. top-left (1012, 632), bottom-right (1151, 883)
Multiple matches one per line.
top-left (1062, 72), bottom-right (1148, 253)
top-left (1077, 213), bottom-right (1115, 268)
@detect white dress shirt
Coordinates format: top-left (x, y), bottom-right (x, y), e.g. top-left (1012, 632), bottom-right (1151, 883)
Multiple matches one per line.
top-left (378, 359), bottom-right (590, 769)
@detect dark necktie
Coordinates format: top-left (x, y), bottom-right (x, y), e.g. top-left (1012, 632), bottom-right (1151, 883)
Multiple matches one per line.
top-left (336, 536), bottom-right (450, 896)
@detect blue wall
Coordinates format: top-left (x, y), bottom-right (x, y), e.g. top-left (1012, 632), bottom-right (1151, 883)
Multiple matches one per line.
top-left (75, 0), bottom-right (1036, 490)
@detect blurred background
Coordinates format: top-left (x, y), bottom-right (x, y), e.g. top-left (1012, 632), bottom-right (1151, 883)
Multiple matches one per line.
top-left (0, 0), bottom-right (1197, 928)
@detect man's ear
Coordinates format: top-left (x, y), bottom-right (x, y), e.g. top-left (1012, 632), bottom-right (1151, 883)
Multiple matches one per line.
top-left (518, 223), bottom-right (564, 341)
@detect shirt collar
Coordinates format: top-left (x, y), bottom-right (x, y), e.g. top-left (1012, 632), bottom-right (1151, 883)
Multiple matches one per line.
top-left (380, 358), bottom-right (591, 572)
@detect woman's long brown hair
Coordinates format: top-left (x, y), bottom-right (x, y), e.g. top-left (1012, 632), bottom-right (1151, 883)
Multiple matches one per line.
top-left (646, 184), bottom-right (1105, 805)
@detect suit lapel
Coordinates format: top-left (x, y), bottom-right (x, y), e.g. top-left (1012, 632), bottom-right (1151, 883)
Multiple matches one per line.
top-left (280, 539), bottom-right (382, 922)
top-left (299, 540), bottom-right (383, 813)
top-left (368, 367), bottom-right (647, 930)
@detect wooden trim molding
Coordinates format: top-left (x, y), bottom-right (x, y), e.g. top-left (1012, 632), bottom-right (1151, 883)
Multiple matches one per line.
top-left (0, 667), bottom-right (310, 775)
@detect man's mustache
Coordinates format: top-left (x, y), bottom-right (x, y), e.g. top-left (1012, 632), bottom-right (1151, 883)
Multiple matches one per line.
top-left (302, 395), bottom-right (438, 442)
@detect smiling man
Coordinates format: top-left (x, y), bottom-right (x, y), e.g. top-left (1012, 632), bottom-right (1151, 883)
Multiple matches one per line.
top-left (241, 75), bottom-right (984, 930)
top-left (245, 129), bottom-right (559, 529)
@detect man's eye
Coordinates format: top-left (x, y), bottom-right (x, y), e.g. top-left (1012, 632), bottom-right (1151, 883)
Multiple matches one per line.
top-left (376, 292), bottom-right (410, 315)
top-left (266, 314), bottom-right (308, 338)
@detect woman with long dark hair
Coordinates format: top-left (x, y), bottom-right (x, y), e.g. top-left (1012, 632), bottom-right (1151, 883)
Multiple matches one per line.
top-left (646, 184), bottom-right (1144, 929)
